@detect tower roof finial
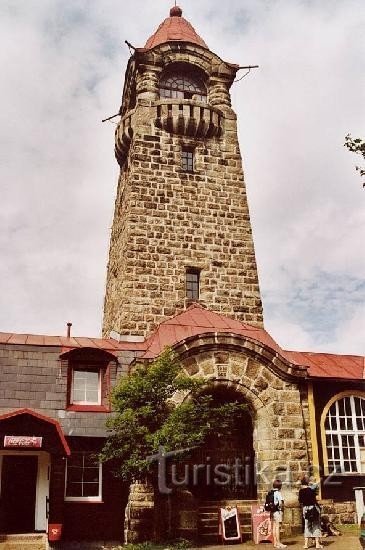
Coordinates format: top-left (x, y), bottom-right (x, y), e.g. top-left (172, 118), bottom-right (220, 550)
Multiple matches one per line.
top-left (170, 5), bottom-right (183, 17)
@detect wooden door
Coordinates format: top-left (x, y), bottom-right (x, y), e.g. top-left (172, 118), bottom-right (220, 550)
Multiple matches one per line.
top-left (0, 455), bottom-right (38, 533)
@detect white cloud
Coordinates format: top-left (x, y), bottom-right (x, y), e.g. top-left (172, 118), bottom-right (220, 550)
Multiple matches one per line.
top-left (0, 0), bottom-right (364, 355)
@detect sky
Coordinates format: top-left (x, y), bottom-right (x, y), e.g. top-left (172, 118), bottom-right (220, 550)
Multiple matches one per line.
top-left (0, 0), bottom-right (364, 355)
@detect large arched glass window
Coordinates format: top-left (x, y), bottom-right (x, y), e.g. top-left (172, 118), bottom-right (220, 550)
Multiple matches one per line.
top-left (159, 73), bottom-right (207, 102)
top-left (325, 395), bottom-right (365, 473)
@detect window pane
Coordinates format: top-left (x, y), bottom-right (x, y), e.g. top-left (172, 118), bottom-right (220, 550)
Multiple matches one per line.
top-left (83, 468), bottom-right (100, 483)
top-left (84, 371), bottom-right (99, 384)
top-left (67, 467), bottom-right (83, 483)
top-left (338, 399), bottom-right (345, 416)
top-left (83, 483), bottom-right (100, 497)
top-left (66, 482), bottom-right (83, 497)
top-left (85, 390), bottom-right (99, 403)
top-left (65, 453), bottom-right (101, 500)
top-left (344, 397), bottom-right (352, 416)
top-left (84, 454), bottom-right (98, 467)
top-left (72, 369), bottom-right (99, 404)
top-left (361, 398), bottom-right (365, 415)
top-left (68, 454), bottom-right (83, 467)
top-left (357, 417), bottom-right (365, 430)
top-left (72, 389), bottom-right (85, 402)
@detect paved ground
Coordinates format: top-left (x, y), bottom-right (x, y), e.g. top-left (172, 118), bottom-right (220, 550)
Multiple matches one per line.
top-left (191, 531), bottom-right (361, 549)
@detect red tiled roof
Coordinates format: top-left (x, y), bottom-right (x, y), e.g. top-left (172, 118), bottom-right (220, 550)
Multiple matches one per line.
top-left (287, 350), bottom-right (365, 380)
top-left (141, 304), bottom-right (285, 359)
top-left (139, 305), bottom-right (364, 380)
top-left (0, 408), bottom-right (70, 456)
top-left (0, 305), bottom-right (363, 380)
top-left (144, 6), bottom-right (208, 50)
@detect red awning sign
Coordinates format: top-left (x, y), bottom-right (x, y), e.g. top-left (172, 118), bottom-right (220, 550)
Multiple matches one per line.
top-left (4, 435), bottom-right (42, 448)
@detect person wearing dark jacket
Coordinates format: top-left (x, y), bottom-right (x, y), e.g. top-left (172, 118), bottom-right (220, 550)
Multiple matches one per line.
top-left (298, 477), bottom-right (322, 549)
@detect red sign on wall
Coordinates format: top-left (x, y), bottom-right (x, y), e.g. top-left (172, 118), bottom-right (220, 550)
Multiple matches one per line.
top-left (4, 435), bottom-right (42, 448)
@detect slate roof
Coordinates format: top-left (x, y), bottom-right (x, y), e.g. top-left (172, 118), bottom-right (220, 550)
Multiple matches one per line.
top-left (0, 332), bottom-right (145, 352)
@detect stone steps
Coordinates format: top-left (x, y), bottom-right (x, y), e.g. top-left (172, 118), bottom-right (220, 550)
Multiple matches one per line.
top-left (198, 500), bottom-right (258, 543)
top-left (0, 533), bottom-right (47, 550)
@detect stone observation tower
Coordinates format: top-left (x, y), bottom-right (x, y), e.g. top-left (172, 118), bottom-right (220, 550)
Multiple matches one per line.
top-left (0, 8), bottom-right (361, 547)
top-left (103, 5), bottom-right (263, 338)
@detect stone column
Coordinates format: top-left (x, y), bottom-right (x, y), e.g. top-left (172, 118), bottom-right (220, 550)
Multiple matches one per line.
top-left (136, 66), bottom-right (161, 101)
top-left (208, 77), bottom-right (232, 108)
top-left (124, 482), bottom-right (155, 543)
top-left (171, 489), bottom-right (198, 541)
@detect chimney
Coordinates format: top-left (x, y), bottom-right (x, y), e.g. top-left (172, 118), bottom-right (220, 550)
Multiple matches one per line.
top-left (66, 322), bottom-right (72, 338)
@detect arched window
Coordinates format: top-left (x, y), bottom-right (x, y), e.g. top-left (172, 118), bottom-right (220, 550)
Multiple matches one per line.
top-left (159, 73), bottom-right (207, 102)
top-left (324, 395), bottom-right (365, 473)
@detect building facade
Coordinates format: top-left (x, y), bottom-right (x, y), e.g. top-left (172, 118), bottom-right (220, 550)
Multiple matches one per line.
top-left (0, 6), bottom-right (364, 548)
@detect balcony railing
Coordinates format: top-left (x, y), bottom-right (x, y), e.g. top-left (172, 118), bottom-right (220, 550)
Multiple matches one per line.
top-left (114, 109), bottom-right (134, 166)
top-left (155, 99), bottom-right (223, 138)
top-left (114, 100), bottom-right (224, 166)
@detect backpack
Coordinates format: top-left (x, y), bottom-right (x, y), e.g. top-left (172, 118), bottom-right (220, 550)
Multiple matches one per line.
top-left (264, 489), bottom-right (279, 513)
top-left (304, 505), bottom-right (320, 521)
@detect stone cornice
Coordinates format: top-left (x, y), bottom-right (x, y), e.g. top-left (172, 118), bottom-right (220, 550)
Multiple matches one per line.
top-left (133, 332), bottom-right (308, 382)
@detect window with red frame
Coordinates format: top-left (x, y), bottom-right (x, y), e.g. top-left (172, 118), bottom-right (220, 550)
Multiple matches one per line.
top-left (61, 348), bottom-right (116, 412)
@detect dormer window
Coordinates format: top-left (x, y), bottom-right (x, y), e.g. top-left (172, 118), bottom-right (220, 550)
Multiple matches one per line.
top-left (159, 73), bottom-right (207, 102)
top-left (60, 347), bottom-right (117, 412)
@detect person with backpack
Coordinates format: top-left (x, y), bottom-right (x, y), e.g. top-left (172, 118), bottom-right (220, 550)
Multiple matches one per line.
top-left (264, 479), bottom-right (287, 549)
top-left (298, 476), bottom-right (323, 549)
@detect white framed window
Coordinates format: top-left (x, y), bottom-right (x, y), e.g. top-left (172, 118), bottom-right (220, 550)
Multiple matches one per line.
top-left (325, 395), bottom-right (365, 474)
top-left (71, 369), bottom-right (101, 405)
top-left (65, 452), bottom-right (102, 502)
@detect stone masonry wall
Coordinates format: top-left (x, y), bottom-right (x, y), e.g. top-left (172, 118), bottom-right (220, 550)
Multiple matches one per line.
top-left (103, 115), bottom-right (263, 338)
top-left (103, 44), bottom-right (263, 338)
top-left (173, 345), bottom-right (313, 535)
top-left (180, 349), bottom-right (312, 496)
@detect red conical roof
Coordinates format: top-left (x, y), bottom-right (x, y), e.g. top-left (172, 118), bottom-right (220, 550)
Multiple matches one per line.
top-left (144, 5), bottom-right (208, 50)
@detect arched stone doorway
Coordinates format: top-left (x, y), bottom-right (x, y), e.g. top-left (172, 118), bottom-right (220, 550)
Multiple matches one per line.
top-left (188, 385), bottom-right (256, 500)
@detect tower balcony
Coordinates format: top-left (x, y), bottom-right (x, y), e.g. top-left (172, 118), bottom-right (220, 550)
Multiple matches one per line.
top-left (155, 99), bottom-right (223, 139)
top-left (115, 110), bottom-right (134, 165)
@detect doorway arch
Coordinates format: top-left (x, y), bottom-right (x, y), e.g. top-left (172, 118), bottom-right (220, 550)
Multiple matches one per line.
top-left (183, 384), bottom-right (257, 500)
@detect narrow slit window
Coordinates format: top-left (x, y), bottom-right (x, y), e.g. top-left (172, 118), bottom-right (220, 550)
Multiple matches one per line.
top-left (182, 148), bottom-right (194, 172)
top-left (186, 268), bottom-right (200, 300)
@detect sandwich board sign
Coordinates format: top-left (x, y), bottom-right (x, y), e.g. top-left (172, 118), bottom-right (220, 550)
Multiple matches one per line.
top-left (219, 506), bottom-right (242, 543)
top-left (251, 504), bottom-right (273, 544)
